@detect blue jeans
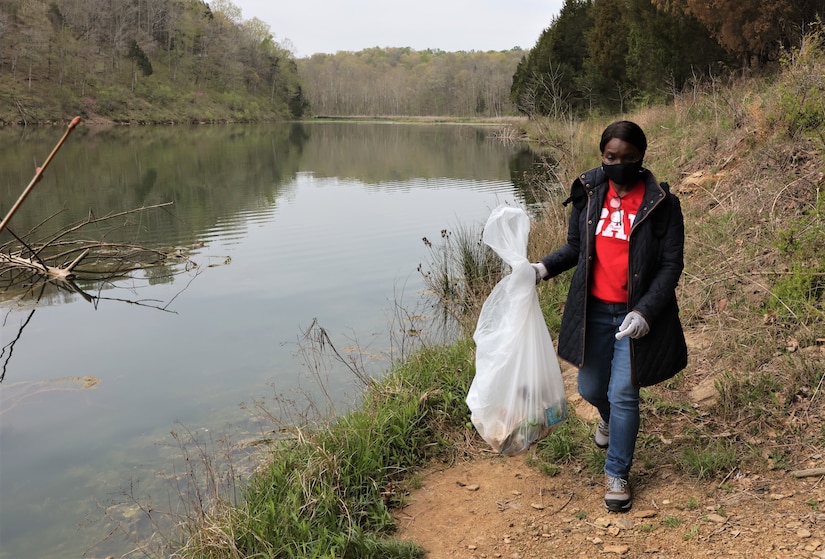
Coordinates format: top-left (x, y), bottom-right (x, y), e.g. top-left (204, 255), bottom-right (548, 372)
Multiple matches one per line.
top-left (577, 298), bottom-right (640, 479)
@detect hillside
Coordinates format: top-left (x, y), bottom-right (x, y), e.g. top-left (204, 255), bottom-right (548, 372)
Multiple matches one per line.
top-left (392, 30), bottom-right (825, 559)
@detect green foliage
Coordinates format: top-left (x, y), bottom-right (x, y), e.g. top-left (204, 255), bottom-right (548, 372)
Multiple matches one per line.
top-left (299, 48), bottom-right (525, 118)
top-left (715, 370), bottom-right (784, 428)
top-left (207, 340), bottom-right (475, 559)
top-left (289, 85), bottom-right (311, 118)
top-left (136, 82), bottom-right (178, 105)
top-left (535, 415), bottom-right (588, 464)
top-left (419, 225), bottom-right (504, 337)
top-left (640, 389), bottom-right (695, 416)
top-left (0, 0), bottom-right (301, 123)
top-left (683, 525), bottom-right (700, 541)
top-left (679, 439), bottom-right (738, 479)
top-left (767, 261), bottom-right (825, 322)
top-left (775, 25), bottom-right (825, 140)
top-left (128, 40), bottom-right (153, 77)
top-left (511, 0), bottom-right (770, 117)
top-left (663, 516), bottom-right (683, 528)
top-left (511, 0), bottom-right (593, 117)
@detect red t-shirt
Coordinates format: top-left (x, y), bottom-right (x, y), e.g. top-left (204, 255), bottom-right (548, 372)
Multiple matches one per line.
top-left (590, 180), bottom-right (644, 303)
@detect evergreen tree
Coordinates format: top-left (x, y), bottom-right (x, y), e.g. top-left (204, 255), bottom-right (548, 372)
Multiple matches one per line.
top-left (510, 0), bottom-right (594, 117)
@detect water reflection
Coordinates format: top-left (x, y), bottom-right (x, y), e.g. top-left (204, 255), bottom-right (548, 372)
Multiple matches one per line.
top-left (0, 121), bottom-right (554, 559)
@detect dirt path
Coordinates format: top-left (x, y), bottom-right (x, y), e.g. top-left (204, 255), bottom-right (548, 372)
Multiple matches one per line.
top-left (393, 451), bottom-right (825, 558)
top-left (393, 370), bottom-right (825, 559)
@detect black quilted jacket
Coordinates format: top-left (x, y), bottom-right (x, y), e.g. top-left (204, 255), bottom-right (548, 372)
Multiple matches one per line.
top-left (539, 166), bottom-right (688, 387)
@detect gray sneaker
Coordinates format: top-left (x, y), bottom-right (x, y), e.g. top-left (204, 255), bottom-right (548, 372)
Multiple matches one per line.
top-left (595, 419), bottom-right (609, 448)
top-left (604, 476), bottom-right (632, 512)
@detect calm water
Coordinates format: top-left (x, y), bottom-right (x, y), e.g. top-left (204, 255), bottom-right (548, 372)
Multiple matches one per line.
top-left (0, 121), bottom-right (540, 558)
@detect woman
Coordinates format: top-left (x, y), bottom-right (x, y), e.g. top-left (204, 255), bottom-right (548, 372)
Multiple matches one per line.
top-left (532, 120), bottom-right (687, 512)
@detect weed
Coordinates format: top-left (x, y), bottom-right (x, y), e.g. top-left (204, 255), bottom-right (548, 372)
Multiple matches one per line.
top-left (407, 474), bottom-right (424, 491)
top-left (538, 463), bottom-right (562, 477)
top-left (685, 497), bottom-right (700, 510)
top-left (683, 525), bottom-right (700, 541)
top-left (663, 516), bottom-right (683, 528)
top-left (775, 26), bottom-right (825, 143)
top-left (419, 225), bottom-right (504, 337)
top-left (535, 416), bottom-right (588, 464)
top-left (767, 449), bottom-right (790, 471)
top-left (640, 389), bottom-right (695, 417)
top-left (584, 448), bottom-right (607, 476)
top-left (714, 371), bottom-right (785, 432)
top-left (679, 439), bottom-right (738, 480)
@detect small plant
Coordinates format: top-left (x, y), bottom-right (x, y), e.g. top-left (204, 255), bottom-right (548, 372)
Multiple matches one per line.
top-left (775, 26), bottom-right (825, 142)
top-left (584, 448), bottom-right (607, 476)
top-left (663, 516), bottom-right (683, 528)
top-left (685, 497), bottom-right (700, 510)
top-left (535, 414), bottom-right (591, 465)
top-left (408, 473), bottom-right (425, 490)
top-left (419, 225), bottom-right (504, 336)
top-left (640, 389), bottom-right (695, 416)
top-left (575, 510), bottom-right (588, 520)
top-left (683, 525), bottom-right (700, 541)
top-left (767, 449), bottom-right (790, 471)
top-left (538, 463), bottom-right (562, 477)
top-left (637, 432), bottom-right (659, 450)
top-left (679, 439), bottom-right (738, 480)
top-left (714, 371), bottom-right (786, 434)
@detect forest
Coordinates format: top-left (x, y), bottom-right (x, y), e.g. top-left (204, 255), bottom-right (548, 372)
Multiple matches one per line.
top-left (510, 0), bottom-right (823, 117)
top-left (0, 0), bottom-right (308, 124)
top-left (0, 0), bottom-right (822, 123)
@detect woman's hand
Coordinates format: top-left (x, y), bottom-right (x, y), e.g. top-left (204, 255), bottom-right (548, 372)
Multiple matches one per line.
top-left (531, 262), bottom-right (548, 284)
top-left (615, 311), bottom-right (649, 339)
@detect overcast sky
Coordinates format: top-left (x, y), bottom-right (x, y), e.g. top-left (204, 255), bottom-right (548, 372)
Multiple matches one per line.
top-left (229, 1), bottom-right (565, 57)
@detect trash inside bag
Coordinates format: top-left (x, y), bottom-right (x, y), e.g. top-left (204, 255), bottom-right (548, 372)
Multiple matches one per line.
top-left (466, 205), bottom-right (567, 456)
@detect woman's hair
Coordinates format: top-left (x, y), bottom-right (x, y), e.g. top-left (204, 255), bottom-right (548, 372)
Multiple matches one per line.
top-left (599, 121), bottom-right (647, 156)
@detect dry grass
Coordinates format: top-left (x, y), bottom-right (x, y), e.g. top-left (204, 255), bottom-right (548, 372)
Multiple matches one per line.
top-left (518, 31), bottom-right (825, 472)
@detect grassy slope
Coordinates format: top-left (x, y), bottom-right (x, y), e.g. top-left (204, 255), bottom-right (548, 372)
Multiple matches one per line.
top-left (0, 62), bottom-right (289, 125)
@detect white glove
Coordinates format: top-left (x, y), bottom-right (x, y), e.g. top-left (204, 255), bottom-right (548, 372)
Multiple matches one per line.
top-left (531, 262), bottom-right (548, 284)
top-left (615, 311), bottom-right (649, 340)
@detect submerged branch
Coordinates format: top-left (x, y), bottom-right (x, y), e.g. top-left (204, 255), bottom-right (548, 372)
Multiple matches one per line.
top-left (0, 204), bottom-right (195, 294)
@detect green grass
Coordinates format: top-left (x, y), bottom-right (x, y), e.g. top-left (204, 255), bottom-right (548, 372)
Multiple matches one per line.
top-left (663, 516), bottom-right (683, 528)
top-left (678, 439), bottom-right (738, 480)
top-left (173, 340), bottom-right (475, 559)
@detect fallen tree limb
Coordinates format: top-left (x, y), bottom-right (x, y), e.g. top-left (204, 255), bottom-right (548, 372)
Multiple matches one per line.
top-left (0, 249), bottom-right (89, 281)
top-left (0, 116), bottom-right (81, 236)
top-left (791, 467), bottom-right (825, 478)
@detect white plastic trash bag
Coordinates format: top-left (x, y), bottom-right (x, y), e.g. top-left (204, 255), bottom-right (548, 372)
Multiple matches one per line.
top-left (466, 205), bottom-right (567, 456)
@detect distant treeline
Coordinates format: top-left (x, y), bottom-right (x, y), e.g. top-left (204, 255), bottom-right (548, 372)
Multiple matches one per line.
top-left (511, 0), bottom-right (823, 116)
top-left (1, 0), bottom-right (821, 123)
top-left (0, 0), bottom-right (308, 124)
top-left (298, 48), bottom-right (528, 118)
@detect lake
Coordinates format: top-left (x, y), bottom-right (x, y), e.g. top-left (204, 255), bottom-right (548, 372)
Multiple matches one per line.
top-left (0, 121), bottom-right (542, 558)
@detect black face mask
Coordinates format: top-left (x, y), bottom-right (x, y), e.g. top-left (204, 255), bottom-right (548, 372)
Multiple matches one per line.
top-left (602, 161), bottom-right (643, 186)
